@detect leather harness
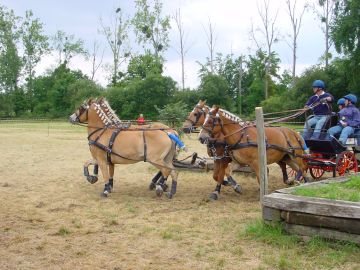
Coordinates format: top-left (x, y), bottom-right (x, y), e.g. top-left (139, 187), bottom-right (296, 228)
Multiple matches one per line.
top-left (88, 126), bottom-right (149, 164)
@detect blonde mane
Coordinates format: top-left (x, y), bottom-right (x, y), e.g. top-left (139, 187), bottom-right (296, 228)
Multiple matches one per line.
top-left (93, 102), bottom-right (113, 125)
top-left (98, 99), bottom-right (122, 125)
top-left (219, 109), bottom-right (243, 123)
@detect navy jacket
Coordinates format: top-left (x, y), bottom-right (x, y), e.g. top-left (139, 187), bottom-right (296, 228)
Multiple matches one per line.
top-left (305, 92), bottom-right (333, 115)
top-left (338, 105), bottom-right (360, 128)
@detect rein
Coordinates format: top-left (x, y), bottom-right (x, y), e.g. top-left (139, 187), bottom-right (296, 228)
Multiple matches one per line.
top-left (216, 104), bottom-right (319, 138)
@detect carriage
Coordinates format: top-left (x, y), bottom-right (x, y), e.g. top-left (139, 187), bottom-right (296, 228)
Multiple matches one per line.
top-left (297, 113), bottom-right (359, 180)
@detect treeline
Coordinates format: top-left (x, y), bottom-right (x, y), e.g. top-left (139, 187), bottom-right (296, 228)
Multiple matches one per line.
top-left (0, 0), bottom-right (359, 121)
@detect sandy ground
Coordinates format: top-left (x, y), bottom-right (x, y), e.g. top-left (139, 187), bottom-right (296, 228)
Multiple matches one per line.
top-left (0, 126), bottom-right (358, 270)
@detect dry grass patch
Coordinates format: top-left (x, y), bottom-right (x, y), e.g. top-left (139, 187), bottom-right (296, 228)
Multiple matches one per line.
top-left (0, 122), bottom-right (358, 269)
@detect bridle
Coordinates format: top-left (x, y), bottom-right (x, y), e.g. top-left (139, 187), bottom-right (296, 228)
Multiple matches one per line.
top-left (186, 105), bottom-right (209, 130)
top-left (201, 113), bottom-right (224, 137)
top-left (74, 102), bottom-right (90, 125)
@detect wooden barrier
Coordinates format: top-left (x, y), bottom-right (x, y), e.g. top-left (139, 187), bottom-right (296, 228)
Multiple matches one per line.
top-left (262, 176), bottom-right (360, 244)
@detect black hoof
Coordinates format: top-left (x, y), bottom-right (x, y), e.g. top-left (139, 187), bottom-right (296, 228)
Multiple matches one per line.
top-left (149, 182), bottom-right (156, 190)
top-left (155, 185), bottom-right (163, 197)
top-left (234, 184), bottom-right (242, 194)
top-left (209, 192), bottom-right (218, 201)
top-left (166, 192), bottom-right (173, 199)
top-left (86, 175), bottom-right (98, 184)
top-left (101, 191), bottom-right (108, 198)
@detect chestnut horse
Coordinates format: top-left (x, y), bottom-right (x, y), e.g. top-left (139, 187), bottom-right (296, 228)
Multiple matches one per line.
top-left (69, 99), bottom-right (179, 198)
top-left (97, 97), bottom-right (177, 193)
top-left (199, 106), bottom-right (308, 200)
top-left (182, 100), bottom-right (242, 194)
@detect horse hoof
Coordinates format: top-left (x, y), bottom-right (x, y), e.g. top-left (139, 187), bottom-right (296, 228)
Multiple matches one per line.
top-left (101, 192), bottom-right (108, 198)
top-left (166, 192), bottom-right (173, 199)
top-left (149, 182), bottom-right (156, 190)
top-left (234, 184), bottom-right (242, 194)
top-left (155, 185), bottom-right (163, 197)
top-left (209, 192), bottom-right (218, 201)
top-left (285, 179), bottom-right (294, 186)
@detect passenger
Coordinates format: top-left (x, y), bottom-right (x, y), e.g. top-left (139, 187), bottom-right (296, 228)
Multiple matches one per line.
top-left (328, 94), bottom-right (360, 145)
top-left (303, 80), bottom-right (334, 140)
top-left (337, 98), bottom-right (346, 111)
top-left (167, 132), bottom-right (188, 152)
top-left (137, 113), bottom-right (145, 125)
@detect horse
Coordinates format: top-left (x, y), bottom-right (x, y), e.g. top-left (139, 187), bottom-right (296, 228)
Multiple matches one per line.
top-left (97, 97), bottom-right (178, 193)
top-left (182, 100), bottom-right (242, 194)
top-left (69, 98), bottom-right (179, 198)
top-left (198, 106), bottom-right (308, 200)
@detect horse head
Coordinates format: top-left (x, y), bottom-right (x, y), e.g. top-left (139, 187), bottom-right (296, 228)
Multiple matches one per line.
top-left (182, 100), bottom-right (209, 133)
top-left (69, 99), bottom-right (95, 124)
top-left (198, 106), bottom-right (223, 144)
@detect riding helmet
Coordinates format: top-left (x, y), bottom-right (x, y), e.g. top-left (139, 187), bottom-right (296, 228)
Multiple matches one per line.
top-left (344, 94), bottom-right (357, 104)
top-left (337, 98), bottom-right (346, 105)
top-left (312, 80), bottom-right (325, 89)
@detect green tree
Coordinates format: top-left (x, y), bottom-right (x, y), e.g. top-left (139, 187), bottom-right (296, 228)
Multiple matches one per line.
top-left (171, 88), bottom-right (201, 109)
top-left (99, 7), bottom-right (130, 86)
top-left (51, 30), bottom-right (88, 65)
top-left (197, 53), bottom-right (249, 113)
top-left (198, 74), bottom-right (233, 110)
top-left (156, 101), bottom-right (188, 128)
top-left (331, 0), bottom-right (360, 90)
top-left (68, 79), bottom-right (103, 109)
top-left (0, 5), bottom-right (22, 93)
top-left (313, 0), bottom-right (336, 68)
top-left (126, 53), bottom-right (163, 79)
top-left (21, 10), bottom-right (49, 111)
top-left (11, 87), bottom-right (27, 116)
top-left (238, 49), bottom-right (280, 115)
top-left (132, 0), bottom-right (170, 58)
top-left (107, 74), bottom-right (176, 119)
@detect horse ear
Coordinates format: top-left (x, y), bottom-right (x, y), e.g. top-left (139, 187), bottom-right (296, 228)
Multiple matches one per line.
top-left (213, 106), bottom-right (219, 114)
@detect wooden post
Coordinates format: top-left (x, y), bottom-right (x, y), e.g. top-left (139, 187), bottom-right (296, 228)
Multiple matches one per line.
top-left (255, 107), bottom-right (268, 205)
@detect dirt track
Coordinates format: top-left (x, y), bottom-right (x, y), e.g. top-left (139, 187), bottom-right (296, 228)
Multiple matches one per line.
top-left (0, 126), bottom-right (358, 270)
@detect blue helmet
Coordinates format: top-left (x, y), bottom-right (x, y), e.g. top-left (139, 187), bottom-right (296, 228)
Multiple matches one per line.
top-left (312, 80), bottom-right (325, 89)
top-left (344, 94), bottom-right (357, 104)
top-left (337, 98), bottom-right (346, 105)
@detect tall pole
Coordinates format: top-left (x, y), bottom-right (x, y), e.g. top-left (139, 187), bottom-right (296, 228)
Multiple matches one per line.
top-left (238, 57), bottom-right (243, 115)
top-left (255, 107), bottom-right (268, 205)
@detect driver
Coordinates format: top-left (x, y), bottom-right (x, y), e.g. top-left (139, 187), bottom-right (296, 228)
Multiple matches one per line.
top-left (303, 79), bottom-right (333, 139)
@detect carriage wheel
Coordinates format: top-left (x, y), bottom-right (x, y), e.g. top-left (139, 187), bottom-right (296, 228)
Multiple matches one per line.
top-left (309, 167), bottom-right (325, 179)
top-left (286, 166), bottom-right (305, 183)
top-left (287, 167), bottom-right (296, 178)
top-left (336, 151), bottom-right (358, 176)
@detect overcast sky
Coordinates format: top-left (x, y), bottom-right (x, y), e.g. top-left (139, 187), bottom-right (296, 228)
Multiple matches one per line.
top-left (2, 0), bottom-right (331, 88)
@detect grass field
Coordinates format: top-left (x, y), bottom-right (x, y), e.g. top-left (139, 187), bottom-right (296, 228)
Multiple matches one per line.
top-left (293, 176), bottom-right (360, 202)
top-left (0, 121), bottom-right (359, 270)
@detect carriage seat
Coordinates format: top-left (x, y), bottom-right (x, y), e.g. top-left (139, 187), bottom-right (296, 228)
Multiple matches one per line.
top-left (303, 113), bottom-right (338, 140)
